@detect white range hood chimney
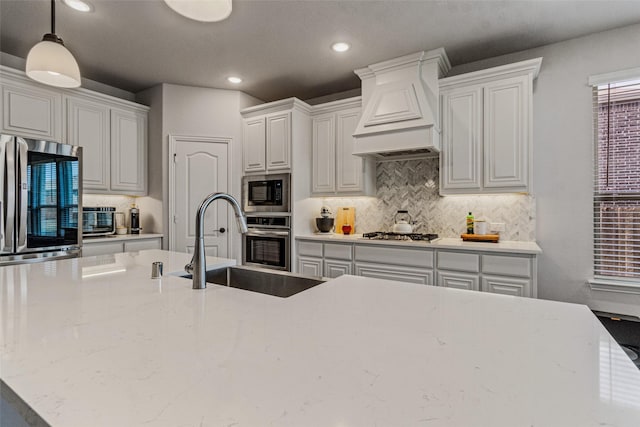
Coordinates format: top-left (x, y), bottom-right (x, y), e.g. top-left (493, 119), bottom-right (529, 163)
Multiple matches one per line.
top-left (352, 48), bottom-right (451, 160)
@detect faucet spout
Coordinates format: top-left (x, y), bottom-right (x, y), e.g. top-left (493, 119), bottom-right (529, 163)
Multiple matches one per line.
top-left (184, 193), bottom-right (248, 289)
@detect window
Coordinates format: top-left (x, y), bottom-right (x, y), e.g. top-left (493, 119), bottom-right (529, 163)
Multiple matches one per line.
top-left (591, 72), bottom-right (640, 287)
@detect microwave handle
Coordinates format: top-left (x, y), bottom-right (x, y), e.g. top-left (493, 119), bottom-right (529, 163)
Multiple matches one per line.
top-left (15, 138), bottom-right (28, 252)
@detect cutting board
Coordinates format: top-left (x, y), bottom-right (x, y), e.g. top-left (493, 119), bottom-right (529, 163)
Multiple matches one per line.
top-left (335, 207), bottom-right (356, 234)
top-left (461, 233), bottom-right (500, 243)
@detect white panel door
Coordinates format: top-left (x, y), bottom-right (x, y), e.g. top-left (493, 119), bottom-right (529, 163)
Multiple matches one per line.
top-left (481, 275), bottom-right (531, 297)
top-left (483, 75), bottom-right (528, 189)
top-left (440, 86), bottom-right (482, 192)
top-left (243, 118), bottom-right (266, 172)
top-left (66, 96), bottom-right (110, 191)
top-left (437, 271), bottom-right (480, 291)
top-left (312, 114), bottom-right (335, 193)
top-left (266, 112), bottom-right (291, 171)
top-left (336, 108), bottom-right (363, 193)
top-left (298, 257), bottom-right (323, 277)
top-left (110, 108), bottom-right (147, 194)
top-left (172, 137), bottom-right (229, 257)
top-left (324, 259), bottom-right (352, 278)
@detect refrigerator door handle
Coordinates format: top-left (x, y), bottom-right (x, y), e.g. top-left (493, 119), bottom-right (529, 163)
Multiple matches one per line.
top-left (2, 137), bottom-right (15, 253)
top-left (16, 138), bottom-right (28, 252)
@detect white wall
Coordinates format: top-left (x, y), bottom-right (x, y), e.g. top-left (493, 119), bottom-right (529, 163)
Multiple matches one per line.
top-left (136, 84), bottom-right (261, 262)
top-left (448, 23), bottom-right (640, 317)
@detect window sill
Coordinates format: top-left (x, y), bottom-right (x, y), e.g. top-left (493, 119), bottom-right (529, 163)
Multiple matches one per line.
top-left (589, 278), bottom-right (640, 295)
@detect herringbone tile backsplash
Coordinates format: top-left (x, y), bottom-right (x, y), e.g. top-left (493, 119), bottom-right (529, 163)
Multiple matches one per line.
top-left (321, 158), bottom-right (535, 241)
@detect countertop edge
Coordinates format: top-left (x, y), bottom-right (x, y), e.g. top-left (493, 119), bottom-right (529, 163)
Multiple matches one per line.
top-left (82, 233), bottom-right (164, 244)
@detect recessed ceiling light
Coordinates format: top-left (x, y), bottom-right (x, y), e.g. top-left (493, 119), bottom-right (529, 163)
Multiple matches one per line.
top-left (331, 42), bottom-right (350, 53)
top-left (227, 76), bottom-right (242, 84)
top-left (62, 0), bottom-right (93, 12)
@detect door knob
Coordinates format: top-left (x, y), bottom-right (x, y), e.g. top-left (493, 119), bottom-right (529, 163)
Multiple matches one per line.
top-left (218, 227), bottom-right (226, 233)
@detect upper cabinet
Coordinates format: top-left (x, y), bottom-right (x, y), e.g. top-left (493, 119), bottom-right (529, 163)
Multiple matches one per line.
top-left (310, 98), bottom-right (375, 196)
top-left (241, 98), bottom-right (310, 174)
top-left (439, 58), bottom-right (542, 195)
top-left (0, 66), bottom-right (149, 196)
top-left (1, 73), bottom-right (62, 141)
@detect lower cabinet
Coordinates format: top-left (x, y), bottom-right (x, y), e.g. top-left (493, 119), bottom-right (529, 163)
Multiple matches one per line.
top-left (481, 275), bottom-right (531, 297)
top-left (298, 256), bottom-right (323, 277)
top-left (82, 237), bottom-right (162, 257)
top-left (437, 271), bottom-right (480, 291)
top-left (295, 238), bottom-right (538, 297)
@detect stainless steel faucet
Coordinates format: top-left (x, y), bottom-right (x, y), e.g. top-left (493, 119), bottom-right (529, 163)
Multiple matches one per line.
top-left (185, 193), bottom-right (248, 289)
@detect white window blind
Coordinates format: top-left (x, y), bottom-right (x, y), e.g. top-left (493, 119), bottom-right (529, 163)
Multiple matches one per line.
top-left (593, 78), bottom-right (640, 281)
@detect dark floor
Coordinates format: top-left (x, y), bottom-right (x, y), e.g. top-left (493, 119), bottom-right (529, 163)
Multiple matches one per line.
top-left (597, 313), bottom-right (640, 369)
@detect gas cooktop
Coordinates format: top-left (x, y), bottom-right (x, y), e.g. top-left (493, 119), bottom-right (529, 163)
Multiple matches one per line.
top-left (362, 232), bottom-right (439, 242)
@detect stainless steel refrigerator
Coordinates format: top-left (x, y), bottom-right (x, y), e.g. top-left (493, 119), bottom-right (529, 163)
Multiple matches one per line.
top-left (0, 134), bottom-right (82, 265)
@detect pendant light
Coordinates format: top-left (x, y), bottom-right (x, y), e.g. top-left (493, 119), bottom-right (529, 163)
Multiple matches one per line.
top-left (26, 0), bottom-right (81, 88)
top-left (163, 0), bottom-right (232, 22)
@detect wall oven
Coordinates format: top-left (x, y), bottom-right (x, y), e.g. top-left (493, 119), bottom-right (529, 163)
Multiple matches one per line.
top-left (1, 135), bottom-right (82, 265)
top-left (242, 173), bottom-right (290, 213)
top-left (242, 215), bottom-right (291, 271)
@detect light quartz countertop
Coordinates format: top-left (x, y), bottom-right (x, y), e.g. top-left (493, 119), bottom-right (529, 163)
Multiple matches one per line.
top-left (82, 233), bottom-right (163, 244)
top-left (297, 233), bottom-right (542, 254)
top-left (1, 250), bottom-right (637, 426)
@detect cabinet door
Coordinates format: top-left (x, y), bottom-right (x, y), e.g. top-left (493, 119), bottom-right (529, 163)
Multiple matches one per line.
top-left (440, 86), bottom-right (482, 192)
top-left (2, 81), bottom-right (62, 141)
top-left (312, 114), bottom-right (336, 193)
top-left (437, 271), bottom-right (480, 291)
top-left (266, 112), bottom-right (291, 171)
top-left (483, 75), bottom-right (529, 190)
top-left (336, 108), bottom-right (364, 193)
top-left (66, 96), bottom-right (110, 191)
top-left (481, 275), bottom-right (531, 297)
top-left (243, 118), bottom-right (266, 172)
top-left (355, 262), bottom-right (433, 285)
top-left (324, 259), bottom-right (352, 278)
top-left (110, 108), bottom-right (147, 194)
top-left (298, 256), bottom-right (323, 277)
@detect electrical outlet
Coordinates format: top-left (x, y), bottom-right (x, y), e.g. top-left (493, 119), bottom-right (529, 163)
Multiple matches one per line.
top-left (490, 222), bottom-right (506, 232)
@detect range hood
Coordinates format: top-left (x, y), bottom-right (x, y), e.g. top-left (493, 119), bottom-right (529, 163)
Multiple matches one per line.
top-left (352, 48), bottom-right (450, 160)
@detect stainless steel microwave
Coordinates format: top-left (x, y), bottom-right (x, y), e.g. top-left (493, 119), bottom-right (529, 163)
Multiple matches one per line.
top-left (242, 173), bottom-right (290, 213)
top-left (82, 207), bottom-right (116, 237)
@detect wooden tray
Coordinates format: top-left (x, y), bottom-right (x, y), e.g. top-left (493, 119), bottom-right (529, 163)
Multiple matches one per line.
top-left (461, 233), bottom-right (500, 243)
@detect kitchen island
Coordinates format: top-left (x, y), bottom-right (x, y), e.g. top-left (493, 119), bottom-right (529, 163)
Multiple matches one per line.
top-left (1, 250), bottom-right (639, 426)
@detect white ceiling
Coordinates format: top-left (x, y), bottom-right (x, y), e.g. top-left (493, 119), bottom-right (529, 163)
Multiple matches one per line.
top-left (1, 0), bottom-right (640, 102)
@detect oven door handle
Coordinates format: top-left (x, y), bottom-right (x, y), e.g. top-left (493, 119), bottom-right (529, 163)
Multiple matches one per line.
top-left (246, 230), bottom-right (290, 237)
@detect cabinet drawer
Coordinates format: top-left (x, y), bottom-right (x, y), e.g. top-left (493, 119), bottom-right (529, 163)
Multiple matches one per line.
top-left (355, 245), bottom-right (434, 268)
top-left (297, 241), bottom-right (323, 257)
top-left (82, 242), bottom-right (124, 257)
top-left (324, 243), bottom-right (352, 260)
top-left (124, 239), bottom-right (161, 252)
top-left (437, 251), bottom-right (480, 273)
top-left (482, 254), bottom-right (531, 278)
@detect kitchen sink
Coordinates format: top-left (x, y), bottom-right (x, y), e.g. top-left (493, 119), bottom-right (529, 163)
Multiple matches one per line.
top-left (181, 265), bottom-right (325, 297)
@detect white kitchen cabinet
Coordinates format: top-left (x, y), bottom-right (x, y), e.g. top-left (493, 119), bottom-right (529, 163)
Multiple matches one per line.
top-left (243, 118), bottom-right (266, 172)
top-left (266, 112), bottom-right (291, 171)
top-left (481, 275), bottom-right (531, 297)
top-left (324, 259), bottom-right (352, 278)
top-left (65, 95), bottom-right (148, 195)
top-left (82, 236), bottom-right (162, 257)
top-left (1, 73), bottom-right (62, 141)
top-left (439, 58), bottom-right (541, 195)
top-left (110, 108), bottom-right (147, 194)
top-left (310, 98), bottom-right (375, 196)
top-left (355, 263), bottom-right (434, 285)
top-left (437, 271), bottom-right (480, 291)
top-left (65, 95), bottom-right (110, 191)
top-left (354, 244), bottom-right (434, 285)
top-left (298, 256), bottom-right (323, 277)
top-left (241, 98), bottom-right (310, 174)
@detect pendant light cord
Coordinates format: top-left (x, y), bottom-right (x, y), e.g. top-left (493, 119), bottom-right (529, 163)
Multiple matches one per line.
top-left (51, 0), bottom-right (56, 34)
